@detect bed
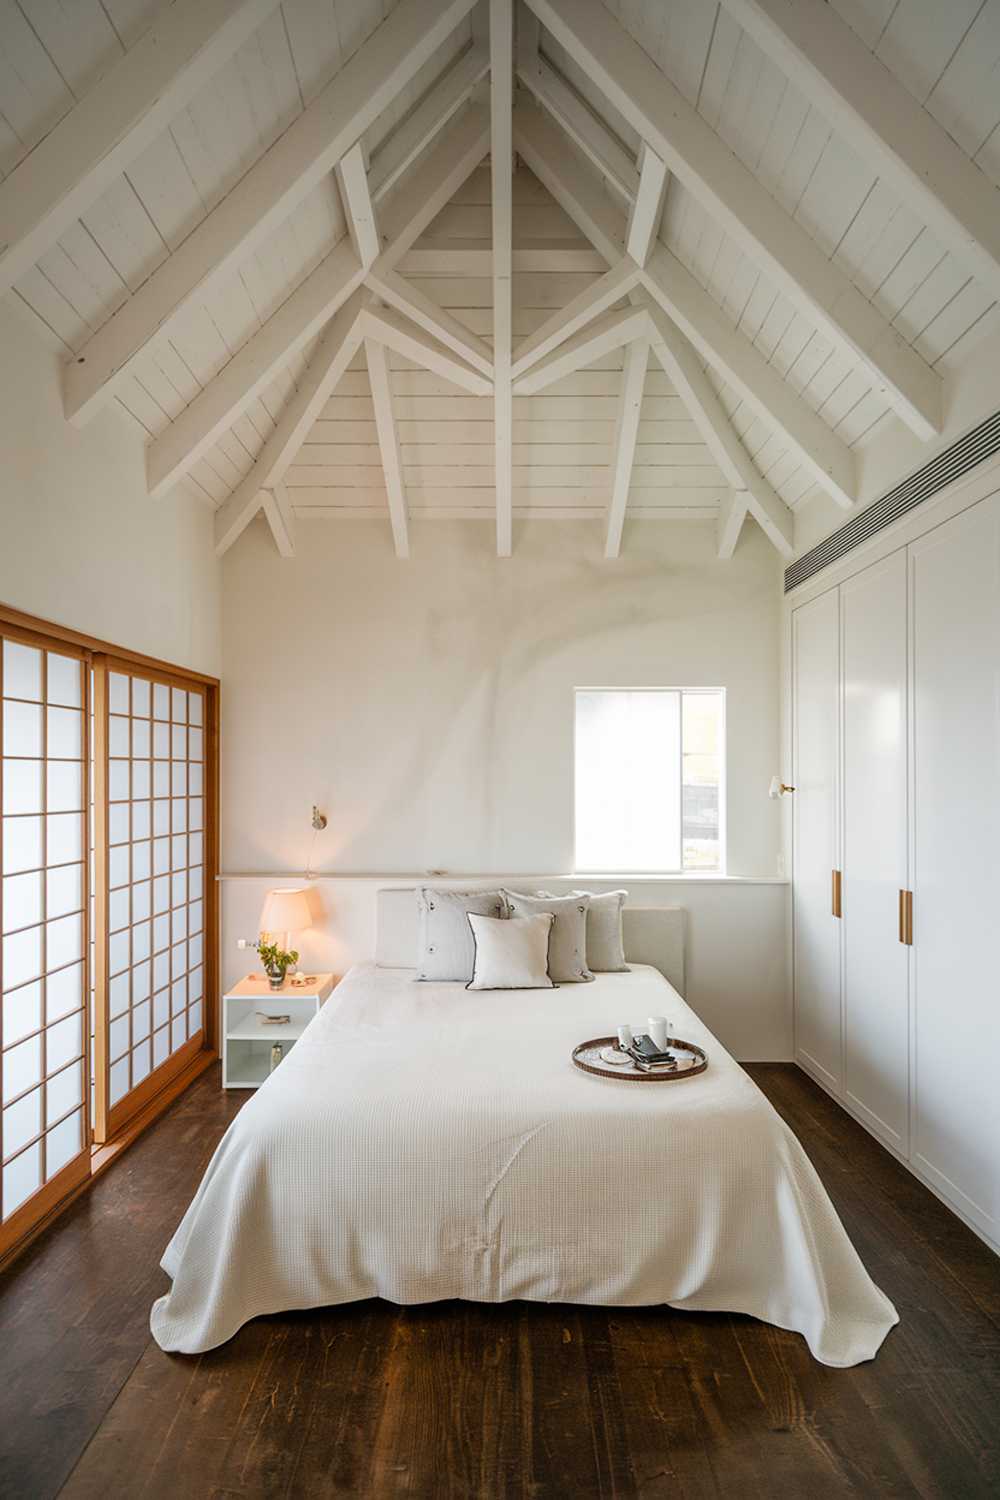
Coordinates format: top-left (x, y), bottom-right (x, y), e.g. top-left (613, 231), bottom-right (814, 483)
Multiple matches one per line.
top-left (150, 906), bottom-right (897, 1366)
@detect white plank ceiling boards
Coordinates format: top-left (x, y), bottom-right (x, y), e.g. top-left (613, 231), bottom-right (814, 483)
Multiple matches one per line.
top-left (1, 0), bottom-right (997, 558)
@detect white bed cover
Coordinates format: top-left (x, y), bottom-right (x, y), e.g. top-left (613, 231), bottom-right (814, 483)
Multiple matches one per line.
top-left (151, 963), bottom-right (897, 1365)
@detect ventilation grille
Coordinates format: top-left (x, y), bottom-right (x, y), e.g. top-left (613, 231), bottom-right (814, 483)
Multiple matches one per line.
top-left (784, 409), bottom-right (1000, 593)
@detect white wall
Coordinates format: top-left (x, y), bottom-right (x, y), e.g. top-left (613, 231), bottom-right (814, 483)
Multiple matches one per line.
top-left (221, 515), bottom-right (791, 1058)
top-left (0, 303), bottom-right (221, 675)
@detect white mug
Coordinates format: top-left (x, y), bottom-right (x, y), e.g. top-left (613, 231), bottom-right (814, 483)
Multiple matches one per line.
top-left (617, 1024), bottom-right (633, 1050)
top-left (648, 1016), bottom-right (668, 1050)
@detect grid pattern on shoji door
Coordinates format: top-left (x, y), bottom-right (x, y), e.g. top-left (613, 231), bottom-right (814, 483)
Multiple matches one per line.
top-left (1, 635), bottom-right (90, 1235)
top-left (96, 663), bottom-right (206, 1138)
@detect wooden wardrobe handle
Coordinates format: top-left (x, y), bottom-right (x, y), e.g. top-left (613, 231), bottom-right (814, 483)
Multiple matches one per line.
top-left (831, 869), bottom-right (842, 918)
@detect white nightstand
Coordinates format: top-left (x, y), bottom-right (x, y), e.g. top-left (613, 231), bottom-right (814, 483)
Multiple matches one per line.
top-left (222, 972), bottom-right (336, 1088)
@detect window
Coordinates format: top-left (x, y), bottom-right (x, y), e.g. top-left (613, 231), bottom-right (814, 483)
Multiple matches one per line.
top-left (574, 688), bottom-right (725, 873)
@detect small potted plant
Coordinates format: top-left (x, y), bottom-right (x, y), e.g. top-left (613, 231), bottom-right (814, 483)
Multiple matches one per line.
top-left (256, 939), bottom-right (299, 990)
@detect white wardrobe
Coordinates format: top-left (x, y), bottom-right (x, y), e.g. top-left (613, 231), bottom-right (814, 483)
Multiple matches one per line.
top-left (790, 485), bottom-right (1000, 1254)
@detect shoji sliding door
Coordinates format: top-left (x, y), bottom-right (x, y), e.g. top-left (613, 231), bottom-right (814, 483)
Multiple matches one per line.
top-left (1, 631), bottom-right (90, 1242)
top-left (93, 661), bottom-right (209, 1141)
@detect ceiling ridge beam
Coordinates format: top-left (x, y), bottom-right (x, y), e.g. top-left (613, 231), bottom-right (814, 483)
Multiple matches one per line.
top-left (643, 297), bottom-right (794, 556)
top-left (145, 104), bottom-right (490, 499)
top-left (360, 304), bottom-right (493, 394)
top-left (720, 0), bottom-right (1000, 305)
top-left (491, 0), bottom-right (514, 557)
top-left (65, 0), bottom-right (479, 427)
top-left (526, 0), bottom-right (942, 441)
top-left (512, 304), bottom-right (650, 394)
top-left (511, 257), bottom-right (642, 377)
top-left (214, 289), bottom-right (367, 555)
top-left (514, 98), bottom-right (855, 508)
top-left (0, 0), bottom-right (281, 299)
top-left (365, 339), bottom-right (410, 557)
top-left (604, 338), bottom-right (647, 558)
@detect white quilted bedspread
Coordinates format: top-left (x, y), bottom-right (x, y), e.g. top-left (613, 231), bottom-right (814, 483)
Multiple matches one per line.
top-left (151, 963), bottom-right (897, 1364)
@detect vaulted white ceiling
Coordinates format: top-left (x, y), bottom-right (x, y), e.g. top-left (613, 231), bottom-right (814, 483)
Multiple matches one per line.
top-left (2, 0), bottom-right (999, 559)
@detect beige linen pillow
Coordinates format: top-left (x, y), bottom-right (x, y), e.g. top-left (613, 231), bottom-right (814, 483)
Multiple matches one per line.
top-left (466, 912), bottom-right (554, 990)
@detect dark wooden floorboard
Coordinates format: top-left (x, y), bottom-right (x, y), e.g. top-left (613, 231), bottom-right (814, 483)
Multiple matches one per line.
top-left (0, 1063), bottom-right (997, 1500)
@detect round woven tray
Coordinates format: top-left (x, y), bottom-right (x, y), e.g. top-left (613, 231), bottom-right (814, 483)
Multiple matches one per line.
top-left (571, 1035), bottom-right (708, 1082)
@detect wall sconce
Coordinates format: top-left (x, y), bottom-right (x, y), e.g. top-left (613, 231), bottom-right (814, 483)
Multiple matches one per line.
top-left (768, 776), bottom-right (796, 799)
top-left (311, 805), bottom-right (327, 831)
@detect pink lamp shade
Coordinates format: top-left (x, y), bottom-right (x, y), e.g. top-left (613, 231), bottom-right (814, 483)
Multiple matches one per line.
top-left (260, 888), bottom-right (311, 940)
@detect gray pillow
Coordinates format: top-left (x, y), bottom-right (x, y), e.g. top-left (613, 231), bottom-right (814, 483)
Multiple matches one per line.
top-left (415, 888), bottom-right (505, 981)
top-left (501, 890), bottom-right (593, 982)
top-left (572, 889), bottom-right (629, 972)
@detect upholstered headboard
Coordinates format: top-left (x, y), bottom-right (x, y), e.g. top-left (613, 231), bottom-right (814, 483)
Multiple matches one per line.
top-left (375, 887), bottom-right (686, 995)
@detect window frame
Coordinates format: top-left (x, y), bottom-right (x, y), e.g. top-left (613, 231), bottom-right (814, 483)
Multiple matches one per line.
top-left (573, 685), bottom-right (727, 876)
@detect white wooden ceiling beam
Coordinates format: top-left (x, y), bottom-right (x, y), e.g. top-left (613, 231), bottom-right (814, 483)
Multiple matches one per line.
top-left (604, 339), bottom-right (647, 559)
top-left (644, 298), bottom-right (794, 557)
top-left (64, 0), bottom-right (479, 427)
top-left (365, 266), bottom-right (493, 377)
top-left (625, 144), bottom-right (668, 268)
top-left (360, 304), bottom-right (493, 395)
top-left (336, 144), bottom-right (381, 269)
top-left (491, 0), bottom-right (514, 558)
top-left (214, 290), bottom-right (367, 555)
top-left (517, 54), bottom-right (638, 208)
top-left (511, 257), bottom-right (642, 377)
top-left (368, 40), bottom-right (490, 203)
top-left (721, 0), bottom-right (1000, 305)
top-left (514, 98), bottom-right (855, 507)
top-left (715, 491), bottom-right (749, 561)
top-left (366, 339), bottom-right (410, 558)
top-left (0, 0), bottom-right (280, 298)
top-left (512, 304), bottom-right (649, 394)
top-left (526, 0), bottom-right (942, 442)
top-left (516, 2), bottom-right (540, 76)
top-left (261, 485), bottom-right (296, 557)
top-left (145, 105), bottom-right (489, 499)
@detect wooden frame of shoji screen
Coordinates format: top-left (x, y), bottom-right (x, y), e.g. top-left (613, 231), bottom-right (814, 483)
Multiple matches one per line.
top-left (0, 603), bottom-right (219, 1268)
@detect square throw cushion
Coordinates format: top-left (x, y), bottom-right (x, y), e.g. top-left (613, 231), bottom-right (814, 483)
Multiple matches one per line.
top-left (572, 889), bottom-right (629, 972)
top-left (466, 912), bottom-right (554, 990)
top-left (501, 890), bottom-right (593, 982)
top-left (415, 888), bottom-right (505, 982)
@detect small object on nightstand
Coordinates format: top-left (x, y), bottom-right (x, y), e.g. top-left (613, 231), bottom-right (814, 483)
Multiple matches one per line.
top-left (256, 1011), bottom-right (291, 1025)
top-left (290, 972), bottom-right (316, 987)
top-left (270, 1042), bottom-right (284, 1072)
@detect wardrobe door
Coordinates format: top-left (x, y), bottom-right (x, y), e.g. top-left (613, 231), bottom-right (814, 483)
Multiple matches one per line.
top-left (909, 494), bottom-right (1000, 1246)
top-left (841, 552), bottom-right (909, 1152)
top-left (792, 589), bottom-right (842, 1092)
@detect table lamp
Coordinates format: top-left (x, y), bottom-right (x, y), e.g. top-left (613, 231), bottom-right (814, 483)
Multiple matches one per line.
top-left (260, 887), bottom-right (312, 957)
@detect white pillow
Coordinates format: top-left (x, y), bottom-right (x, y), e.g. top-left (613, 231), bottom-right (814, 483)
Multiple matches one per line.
top-left (415, 888), bottom-right (505, 981)
top-left (466, 912), bottom-right (554, 990)
top-left (572, 889), bottom-right (629, 972)
top-left (501, 889), bottom-right (593, 982)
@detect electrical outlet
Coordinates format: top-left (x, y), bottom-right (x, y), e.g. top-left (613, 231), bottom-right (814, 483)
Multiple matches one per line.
top-left (237, 937), bottom-right (248, 950)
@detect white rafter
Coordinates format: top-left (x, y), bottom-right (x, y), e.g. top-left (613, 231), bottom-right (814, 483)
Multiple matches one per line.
top-left (360, 305), bottom-right (493, 395)
top-left (721, 0), bottom-right (1000, 305)
top-left (366, 339), bottom-right (411, 559)
top-left (0, 0), bottom-right (280, 299)
top-left (525, 0), bottom-right (942, 442)
top-left (643, 299), bottom-right (794, 557)
top-left (491, 0), bottom-right (514, 558)
top-left (64, 0), bottom-right (479, 428)
top-left (214, 290), bottom-right (367, 556)
top-left (336, 144), bottom-right (381, 269)
top-left (604, 339), bottom-right (647, 559)
top-left (512, 305), bottom-right (649, 395)
top-left (261, 485), bottom-right (296, 558)
top-left (517, 52), bottom-right (638, 208)
top-left (626, 144), bottom-right (668, 269)
top-left (368, 40), bottom-right (490, 202)
top-left (364, 266), bottom-right (493, 377)
top-left (512, 258), bottom-right (642, 378)
top-left (145, 104), bottom-right (491, 500)
top-left (514, 97), bottom-right (855, 510)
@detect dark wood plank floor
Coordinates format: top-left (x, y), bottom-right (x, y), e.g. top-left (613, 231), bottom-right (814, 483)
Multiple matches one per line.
top-left (1, 1063), bottom-right (998, 1500)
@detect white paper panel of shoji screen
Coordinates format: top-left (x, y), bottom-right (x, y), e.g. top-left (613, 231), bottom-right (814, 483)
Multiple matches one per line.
top-left (2, 639), bottom-right (88, 1223)
top-left (105, 671), bottom-right (205, 1111)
